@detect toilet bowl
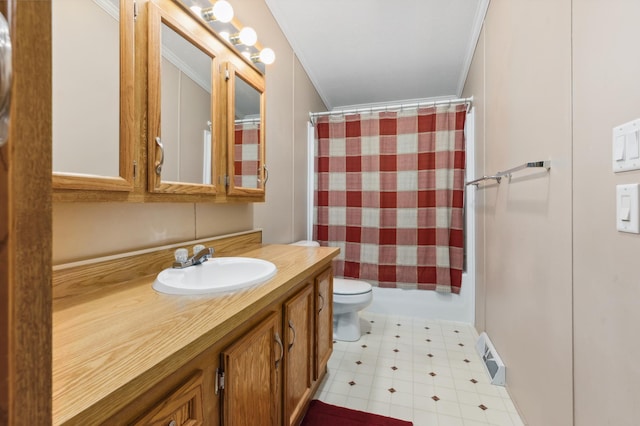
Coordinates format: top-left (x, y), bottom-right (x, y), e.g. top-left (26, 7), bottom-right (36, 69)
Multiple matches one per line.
top-left (289, 240), bottom-right (373, 342)
top-left (332, 277), bottom-right (372, 342)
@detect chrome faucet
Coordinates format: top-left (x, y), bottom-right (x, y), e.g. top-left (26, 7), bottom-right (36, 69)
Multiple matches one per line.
top-left (173, 245), bottom-right (215, 269)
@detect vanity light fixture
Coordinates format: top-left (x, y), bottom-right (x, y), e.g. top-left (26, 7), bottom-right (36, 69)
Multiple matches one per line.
top-left (230, 26), bottom-right (257, 46)
top-left (185, 0), bottom-right (276, 67)
top-left (251, 47), bottom-right (276, 65)
top-left (201, 0), bottom-right (234, 23)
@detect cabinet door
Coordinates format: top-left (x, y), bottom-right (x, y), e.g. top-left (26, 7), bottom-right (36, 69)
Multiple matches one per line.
top-left (52, 0), bottom-right (136, 192)
top-left (314, 268), bottom-right (333, 381)
top-left (147, 2), bottom-right (222, 195)
top-left (221, 311), bottom-right (281, 426)
top-left (283, 284), bottom-right (313, 426)
top-left (225, 62), bottom-right (266, 200)
top-left (132, 371), bottom-right (205, 426)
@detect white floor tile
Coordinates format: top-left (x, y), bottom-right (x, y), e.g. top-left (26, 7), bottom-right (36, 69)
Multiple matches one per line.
top-left (485, 408), bottom-right (516, 426)
top-left (313, 312), bottom-right (525, 426)
top-left (389, 403), bottom-right (414, 422)
top-left (456, 389), bottom-right (483, 406)
top-left (463, 420), bottom-right (490, 426)
top-left (413, 408), bottom-right (439, 426)
top-left (367, 399), bottom-right (391, 416)
top-left (459, 403), bottom-right (489, 423)
top-left (439, 413), bottom-right (466, 426)
top-left (345, 396), bottom-right (369, 412)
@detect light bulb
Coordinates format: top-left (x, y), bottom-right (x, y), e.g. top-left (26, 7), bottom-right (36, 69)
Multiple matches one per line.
top-left (201, 1), bottom-right (234, 23)
top-left (212, 0), bottom-right (234, 23)
top-left (238, 27), bottom-right (257, 46)
top-left (259, 47), bottom-right (276, 65)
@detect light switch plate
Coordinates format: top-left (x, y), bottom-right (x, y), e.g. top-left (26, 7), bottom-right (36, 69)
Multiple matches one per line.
top-left (616, 184), bottom-right (640, 233)
top-left (613, 119), bottom-right (640, 172)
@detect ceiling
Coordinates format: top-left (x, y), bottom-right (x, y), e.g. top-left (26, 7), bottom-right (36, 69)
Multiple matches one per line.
top-left (265, 0), bottom-right (489, 110)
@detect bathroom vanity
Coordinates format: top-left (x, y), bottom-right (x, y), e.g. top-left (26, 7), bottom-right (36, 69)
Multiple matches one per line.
top-left (52, 231), bottom-right (339, 425)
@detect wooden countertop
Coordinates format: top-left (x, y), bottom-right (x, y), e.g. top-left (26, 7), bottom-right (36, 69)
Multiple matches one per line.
top-left (52, 244), bottom-right (339, 425)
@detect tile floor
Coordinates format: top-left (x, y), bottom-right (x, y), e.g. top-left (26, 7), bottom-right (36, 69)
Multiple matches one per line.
top-left (313, 311), bottom-right (525, 426)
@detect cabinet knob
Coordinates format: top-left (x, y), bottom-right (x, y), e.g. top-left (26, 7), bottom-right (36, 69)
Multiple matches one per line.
top-left (168, 420), bottom-right (177, 426)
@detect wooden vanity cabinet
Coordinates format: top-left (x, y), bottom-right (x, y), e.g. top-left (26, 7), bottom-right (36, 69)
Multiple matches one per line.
top-left (106, 267), bottom-right (333, 426)
top-left (220, 277), bottom-right (332, 426)
top-left (220, 276), bottom-right (332, 426)
top-left (281, 269), bottom-right (334, 426)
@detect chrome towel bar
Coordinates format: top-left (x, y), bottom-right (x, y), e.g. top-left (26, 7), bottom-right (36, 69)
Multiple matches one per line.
top-left (466, 175), bottom-right (502, 186)
top-left (466, 160), bottom-right (550, 186)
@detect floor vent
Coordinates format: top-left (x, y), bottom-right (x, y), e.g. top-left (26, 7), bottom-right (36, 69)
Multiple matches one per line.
top-left (475, 332), bottom-right (506, 386)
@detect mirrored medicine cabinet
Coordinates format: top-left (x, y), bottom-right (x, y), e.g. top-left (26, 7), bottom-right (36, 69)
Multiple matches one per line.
top-left (226, 62), bottom-right (266, 197)
top-left (147, 1), bottom-right (221, 195)
top-left (53, 0), bottom-right (267, 203)
top-left (52, 0), bottom-right (135, 192)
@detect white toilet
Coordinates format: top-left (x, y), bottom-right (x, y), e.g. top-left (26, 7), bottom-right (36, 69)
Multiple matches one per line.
top-left (332, 277), bottom-right (373, 341)
top-left (290, 241), bottom-right (373, 342)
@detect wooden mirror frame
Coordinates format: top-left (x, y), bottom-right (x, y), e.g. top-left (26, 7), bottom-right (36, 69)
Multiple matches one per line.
top-left (52, 0), bottom-right (135, 192)
top-left (147, 1), bottom-right (223, 195)
top-left (225, 62), bottom-right (266, 198)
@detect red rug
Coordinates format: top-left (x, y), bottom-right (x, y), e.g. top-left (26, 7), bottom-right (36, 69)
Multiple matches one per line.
top-left (301, 400), bottom-right (413, 426)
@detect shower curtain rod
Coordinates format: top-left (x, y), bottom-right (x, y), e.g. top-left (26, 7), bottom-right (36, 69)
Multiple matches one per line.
top-left (309, 96), bottom-right (473, 122)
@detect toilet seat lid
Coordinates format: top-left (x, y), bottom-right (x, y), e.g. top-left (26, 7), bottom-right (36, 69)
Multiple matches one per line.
top-left (334, 278), bottom-right (372, 295)
top-left (290, 240), bottom-right (320, 247)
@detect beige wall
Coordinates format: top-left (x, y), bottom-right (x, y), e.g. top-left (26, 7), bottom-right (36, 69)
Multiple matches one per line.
top-left (293, 58), bottom-right (326, 242)
top-left (465, 0), bottom-right (640, 425)
top-left (573, 1), bottom-right (640, 425)
top-left (52, 1), bottom-right (325, 264)
top-left (232, 0), bottom-right (327, 244)
top-left (463, 0), bottom-right (574, 424)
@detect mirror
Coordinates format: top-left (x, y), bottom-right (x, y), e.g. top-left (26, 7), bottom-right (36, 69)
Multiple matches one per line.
top-left (52, 0), bottom-right (134, 191)
top-left (227, 63), bottom-right (265, 196)
top-left (233, 75), bottom-right (261, 189)
top-left (160, 23), bottom-right (212, 184)
top-left (148, 3), bottom-right (220, 195)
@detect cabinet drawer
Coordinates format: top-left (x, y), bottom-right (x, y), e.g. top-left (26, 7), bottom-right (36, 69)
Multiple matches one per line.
top-left (132, 370), bottom-right (204, 426)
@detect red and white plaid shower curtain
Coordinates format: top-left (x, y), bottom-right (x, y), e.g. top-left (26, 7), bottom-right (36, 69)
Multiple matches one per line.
top-left (234, 122), bottom-right (260, 187)
top-left (314, 104), bottom-right (466, 293)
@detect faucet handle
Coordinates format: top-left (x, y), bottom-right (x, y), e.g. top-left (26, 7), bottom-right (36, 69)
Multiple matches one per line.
top-left (193, 244), bottom-right (206, 256)
top-left (174, 248), bottom-right (189, 263)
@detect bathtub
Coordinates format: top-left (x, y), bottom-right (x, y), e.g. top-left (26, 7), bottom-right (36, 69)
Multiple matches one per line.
top-left (364, 272), bottom-right (474, 324)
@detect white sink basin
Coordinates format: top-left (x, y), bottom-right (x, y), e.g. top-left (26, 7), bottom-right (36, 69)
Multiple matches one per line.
top-left (152, 257), bottom-right (277, 295)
